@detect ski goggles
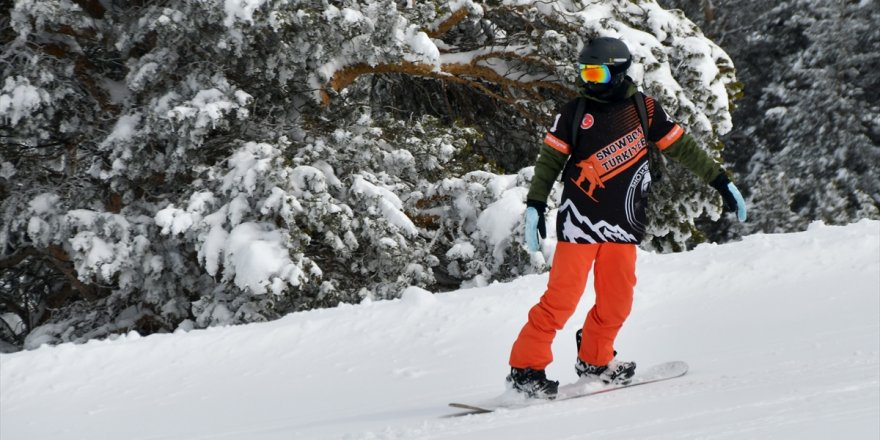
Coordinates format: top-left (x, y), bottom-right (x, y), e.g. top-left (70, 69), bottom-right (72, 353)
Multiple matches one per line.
top-left (579, 64), bottom-right (611, 84)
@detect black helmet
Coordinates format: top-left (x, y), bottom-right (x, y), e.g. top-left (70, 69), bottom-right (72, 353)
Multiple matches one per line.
top-left (577, 37), bottom-right (632, 98)
top-left (578, 37), bottom-right (632, 74)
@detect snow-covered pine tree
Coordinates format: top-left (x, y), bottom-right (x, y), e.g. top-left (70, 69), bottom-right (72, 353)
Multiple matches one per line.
top-left (0, 0), bottom-right (737, 350)
top-left (660, 0), bottom-right (880, 240)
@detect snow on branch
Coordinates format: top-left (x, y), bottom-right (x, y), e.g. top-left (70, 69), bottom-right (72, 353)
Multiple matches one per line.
top-left (424, 7), bottom-right (472, 38)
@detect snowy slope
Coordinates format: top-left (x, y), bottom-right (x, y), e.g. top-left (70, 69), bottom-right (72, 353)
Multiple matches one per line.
top-left (2, 220), bottom-right (878, 440)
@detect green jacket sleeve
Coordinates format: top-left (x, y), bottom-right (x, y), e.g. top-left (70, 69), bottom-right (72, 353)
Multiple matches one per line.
top-left (527, 145), bottom-right (568, 203)
top-left (662, 133), bottom-right (724, 183)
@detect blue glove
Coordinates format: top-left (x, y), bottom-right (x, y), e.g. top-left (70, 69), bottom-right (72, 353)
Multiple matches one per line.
top-left (525, 200), bottom-right (547, 252)
top-left (710, 174), bottom-right (747, 222)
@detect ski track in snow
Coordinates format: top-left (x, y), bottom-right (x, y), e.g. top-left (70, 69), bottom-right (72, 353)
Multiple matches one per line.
top-left (1, 220), bottom-right (879, 440)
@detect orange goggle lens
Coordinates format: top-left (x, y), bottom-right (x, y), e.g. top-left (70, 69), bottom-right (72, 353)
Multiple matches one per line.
top-left (579, 64), bottom-right (611, 84)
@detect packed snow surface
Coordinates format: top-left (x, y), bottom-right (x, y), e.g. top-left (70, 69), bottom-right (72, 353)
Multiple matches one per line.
top-left (2, 220), bottom-right (878, 439)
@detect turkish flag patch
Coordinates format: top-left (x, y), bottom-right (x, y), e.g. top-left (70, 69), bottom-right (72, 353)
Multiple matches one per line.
top-left (580, 113), bottom-right (594, 129)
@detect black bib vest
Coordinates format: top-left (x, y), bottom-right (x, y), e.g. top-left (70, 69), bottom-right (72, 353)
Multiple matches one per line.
top-left (543, 93), bottom-right (682, 244)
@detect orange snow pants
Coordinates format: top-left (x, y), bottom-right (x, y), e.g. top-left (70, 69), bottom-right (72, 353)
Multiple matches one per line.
top-left (509, 241), bottom-right (637, 370)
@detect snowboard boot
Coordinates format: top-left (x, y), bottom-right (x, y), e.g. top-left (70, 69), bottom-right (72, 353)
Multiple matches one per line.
top-left (506, 367), bottom-right (559, 399)
top-left (574, 329), bottom-right (636, 385)
top-left (575, 357), bottom-right (636, 385)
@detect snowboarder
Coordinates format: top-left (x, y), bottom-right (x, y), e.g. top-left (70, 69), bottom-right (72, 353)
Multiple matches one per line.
top-left (572, 158), bottom-right (605, 202)
top-left (508, 37), bottom-right (748, 399)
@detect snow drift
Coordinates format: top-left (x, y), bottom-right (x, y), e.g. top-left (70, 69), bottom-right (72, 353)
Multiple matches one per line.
top-left (2, 220), bottom-right (878, 439)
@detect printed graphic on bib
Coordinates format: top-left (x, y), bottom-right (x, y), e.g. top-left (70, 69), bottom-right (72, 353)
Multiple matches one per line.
top-left (550, 113), bottom-right (561, 132)
top-left (570, 126), bottom-right (647, 202)
top-left (580, 113), bottom-right (594, 129)
top-left (572, 158), bottom-right (605, 202)
top-left (624, 162), bottom-right (652, 235)
top-left (559, 199), bottom-right (638, 243)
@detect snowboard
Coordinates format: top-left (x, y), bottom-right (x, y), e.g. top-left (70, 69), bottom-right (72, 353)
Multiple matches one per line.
top-left (447, 361), bottom-right (688, 417)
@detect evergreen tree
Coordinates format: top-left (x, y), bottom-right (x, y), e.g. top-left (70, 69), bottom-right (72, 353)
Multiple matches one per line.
top-left (0, 0), bottom-right (737, 349)
top-left (660, 0), bottom-right (880, 239)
